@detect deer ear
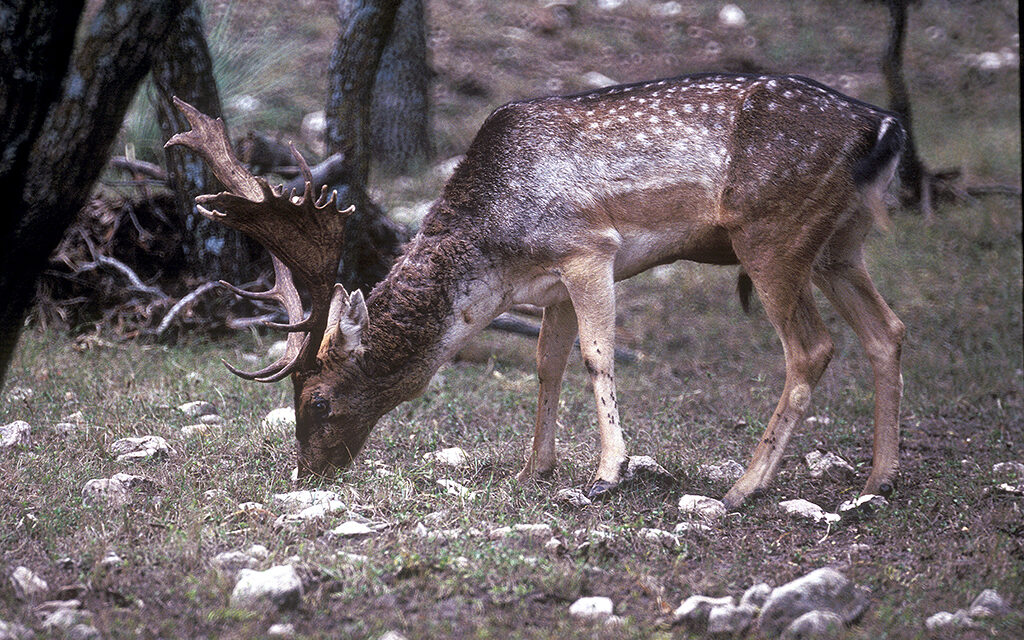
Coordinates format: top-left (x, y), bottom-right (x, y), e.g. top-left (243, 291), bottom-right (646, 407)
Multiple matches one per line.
top-left (317, 286), bottom-right (369, 364)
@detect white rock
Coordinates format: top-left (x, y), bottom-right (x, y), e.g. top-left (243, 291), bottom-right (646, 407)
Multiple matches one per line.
top-left (992, 461), bottom-right (1024, 480)
top-left (718, 4), bottom-right (747, 27)
top-left (569, 596), bottom-right (614, 622)
top-left (0, 421), bottom-right (31, 449)
top-left (271, 490), bottom-right (344, 513)
top-left (779, 499), bottom-right (841, 524)
top-left (544, 537), bottom-right (565, 553)
top-left (781, 610), bottom-right (845, 639)
top-left (804, 450), bottom-right (855, 479)
top-left (248, 544), bottom-right (269, 560)
top-left (301, 112), bottom-right (327, 156)
top-left (329, 521), bottom-right (374, 538)
top-left (639, 528), bottom-right (680, 547)
top-left (267, 622), bottom-right (296, 637)
top-left (674, 595), bottom-right (735, 627)
top-left (82, 477), bottom-right (130, 507)
top-left (180, 424), bottom-right (212, 438)
top-left (554, 487), bottom-right (592, 508)
top-left (708, 602), bottom-right (757, 635)
top-left (178, 400), bottom-right (216, 418)
top-left (41, 607), bottom-right (92, 631)
top-left (100, 551), bottom-right (122, 566)
top-left (437, 479), bottom-right (469, 497)
top-left (489, 523), bottom-right (554, 540)
top-left (624, 455), bottom-right (675, 482)
top-left (756, 568), bottom-right (868, 636)
top-left (10, 566), bottom-right (47, 600)
top-left (424, 446), bottom-right (468, 467)
top-left (0, 619), bottom-right (34, 640)
top-left (230, 565), bottom-right (303, 611)
top-left (701, 459), bottom-right (745, 482)
top-left (54, 422), bottom-right (79, 436)
top-left (677, 494), bottom-right (727, 522)
top-left (650, 2), bottom-right (683, 18)
top-left (212, 551), bottom-right (260, 576)
top-left (262, 407), bottom-right (295, 430)
top-left (66, 624), bottom-right (100, 640)
top-left (994, 482), bottom-right (1024, 496)
top-left (969, 588), bottom-right (1011, 617)
top-left (837, 494), bottom-right (889, 519)
top-left (62, 411), bottom-right (86, 424)
top-left (581, 71), bottom-right (618, 89)
top-left (109, 435), bottom-right (173, 461)
top-left (673, 521), bottom-right (712, 536)
top-left (5, 386), bottom-right (33, 402)
top-left (741, 583), bottom-right (773, 608)
top-left (594, 0), bottom-right (624, 10)
top-left (925, 609), bottom-right (976, 631)
top-left (377, 632), bottom-right (409, 640)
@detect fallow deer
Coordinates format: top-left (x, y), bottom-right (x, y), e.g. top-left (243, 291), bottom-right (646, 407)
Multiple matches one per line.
top-left (166, 72), bottom-right (906, 509)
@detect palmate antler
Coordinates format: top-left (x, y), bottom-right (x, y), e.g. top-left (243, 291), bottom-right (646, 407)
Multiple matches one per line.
top-left (165, 98), bottom-right (353, 382)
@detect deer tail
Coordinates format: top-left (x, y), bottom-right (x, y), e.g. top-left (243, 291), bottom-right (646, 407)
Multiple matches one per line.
top-left (737, 269), bottom-right (754, 313)
top-left (853, 115), bottom-right (906, 232)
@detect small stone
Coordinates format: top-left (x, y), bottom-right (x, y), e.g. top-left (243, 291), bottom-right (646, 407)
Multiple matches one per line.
top-left (180, 424), bottom-right (211, 438)
top-left (203, 489), bottom-right (230, 502)
top-left (267, 622), bottom-right (295, 638)
top-left (639, 528), bottom-right (680, 547)
top-left (328, 521), bottom-right (374, 538)
top-left (66, 624), bottom-right (101, 640)
top-left (271, 490), bottom-right (344, 513)
top-left (741, 583), bottom-right (773, 609)
top-left (199, 414), bottom-right (225, 425)
top-left (544, 537), bottom-right (565, 553)
top-left (781, 610), bottom-right (845, 639)
top-left (1, 421), bottom-right (31, 449)
top-left (5, 386), bottom-right (33, 402)
top-left (108, 435), bottom-right (173, 461)
top-left (248, 545), bottom-right (269, 560)
top-left (489, 523), bottom-right (554, 540)
top-left (274, 499), bottom-right (348, 529)
top-left (779, 499), bottom-right (841, 524)
top-left (54, 422), bottom-right (79, 436)
top-left (230, 565), bottom-right (303, 611)
top-left (262, 407), bottom-right (295, 430)
top-left (177, 400), bottom-right (216, 418)
top-left (925, 609), bottom-right (976, 631)
top-left (554, 487), bottom-right (592, 508)
top-left (82, 478), bottom-right (129, 507)
top-left (708, 602), bottom-right (757, 635)
top-left (718, 3), bottom-right (747, 27)
top-left (673, 521), bottom-right (712, 536)
top-left (10, 566), bottom-right (48, 600)
top-left (377, 632), bottom-right (409, 640)
top-left (212, 551), bottom-right (260, 576)
top-left (701, 459), bottom-right (745, 482)
top-left (624, 455), bottom-right (675, 483)
top-left (756, 568), bottom-right (868, 636)
top-left (424, 446), bottom-right (468, 467)
top-left (969, 589), bottom-right (1011, 617)
top-left (674, 595), bottom-right (735, 628)
top-left (569, 596), bottom-right (614, 622)
top-left (100, 551), bottom-right (122, 566)
top-left (804, 450), bottom-right (856, 480)
top-left (436, 479), bottom-right (469, 497)
top-left (677, 494), bottom-right (727, 522)
top-left (62, 411), bottom-right (86, 424)
top-left (992, 461), bottom-right (1024, 480)
top-left (837, 494), bottom-right (889, 520)
top-left (0, 619), bottom-right (34, 640)
top-left (41, 607), bottom-right (92, 631)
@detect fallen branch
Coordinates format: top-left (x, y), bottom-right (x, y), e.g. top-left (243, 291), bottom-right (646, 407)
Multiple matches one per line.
top-left (109, 155), bottom-right (168, 181)
top-left (154, 281), bottom-right (219, 336)
top-left (75, 255), bottom-right (166, 298)
top-left (488, 312), bottom-right (640, 364)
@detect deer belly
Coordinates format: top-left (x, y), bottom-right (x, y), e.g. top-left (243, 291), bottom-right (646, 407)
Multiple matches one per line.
top-left (613, 223), bottom-right (737, 280)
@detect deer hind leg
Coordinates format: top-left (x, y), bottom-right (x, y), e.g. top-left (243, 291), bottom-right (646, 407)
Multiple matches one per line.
top-left (559, 252), bottom-right (628, 498)
top-left (722, 278), bottom-right (834, 510)
top-left (518, 299), bottom-right (578, 482)
top-left (813, 253), bottom-right (904, 497)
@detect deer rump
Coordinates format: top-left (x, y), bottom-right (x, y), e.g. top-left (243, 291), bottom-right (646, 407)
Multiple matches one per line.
top-left (168, 72), bottom-right (906, 510)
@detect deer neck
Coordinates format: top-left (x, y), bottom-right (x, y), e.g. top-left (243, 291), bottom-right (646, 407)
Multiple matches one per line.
top-left (357, 231), bottom-right (507, 402)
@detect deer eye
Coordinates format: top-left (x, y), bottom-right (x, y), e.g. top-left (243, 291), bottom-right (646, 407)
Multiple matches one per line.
top-left (310, 396), bottom-right (330, 419)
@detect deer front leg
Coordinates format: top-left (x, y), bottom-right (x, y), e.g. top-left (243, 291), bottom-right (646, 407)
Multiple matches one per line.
top-left (559, 252), bottom-right (628, 499)
top-left (518, 299), bottom-right (578, 482)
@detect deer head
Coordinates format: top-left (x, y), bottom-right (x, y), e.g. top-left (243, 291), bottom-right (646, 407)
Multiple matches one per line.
top-left (165, 98), bottom-right (376, 478)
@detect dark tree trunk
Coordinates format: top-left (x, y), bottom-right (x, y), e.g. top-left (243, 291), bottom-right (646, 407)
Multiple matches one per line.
top-left (371, 0), bottom-right (432, 175)
top-left (326, 0), bottom-right (402, 187)
top-left (0, 0), bottom-right (188, 386)
top-left (325, 0), bottom-right (410, 294)
top-left (881, 0), bottom-right (930, 213)
top-left (151, 0), bottom-right (261, 283)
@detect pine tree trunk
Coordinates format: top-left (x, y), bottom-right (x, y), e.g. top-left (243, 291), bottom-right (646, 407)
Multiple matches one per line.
top-left (151, 0), bottom-right (261, 283)
top-left (371, 0), bottom-right (432, 175)
top-left (0, 0), bottom-right (188, 385)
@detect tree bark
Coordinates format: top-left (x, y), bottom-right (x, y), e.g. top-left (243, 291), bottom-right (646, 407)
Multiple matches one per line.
top-left (371, 0), bottom-right (432, 175)
top-left (326, 0), bottom-right (403, 187)
top-left (881, 0), bottom-right (930, 214)
top-left (324, 0), bottom-right (410, 294)
top-left (150, 0), bottom-right (261, 283)
top-left (0, 0), bottom-right (188, 385)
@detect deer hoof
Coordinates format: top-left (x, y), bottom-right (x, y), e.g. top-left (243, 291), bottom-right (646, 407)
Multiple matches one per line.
top-left (587, 479), bottom-right (620, 500)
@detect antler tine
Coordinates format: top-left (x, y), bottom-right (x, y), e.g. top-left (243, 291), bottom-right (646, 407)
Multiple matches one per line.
top-left (223, 333), bottom-right (311, 383)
